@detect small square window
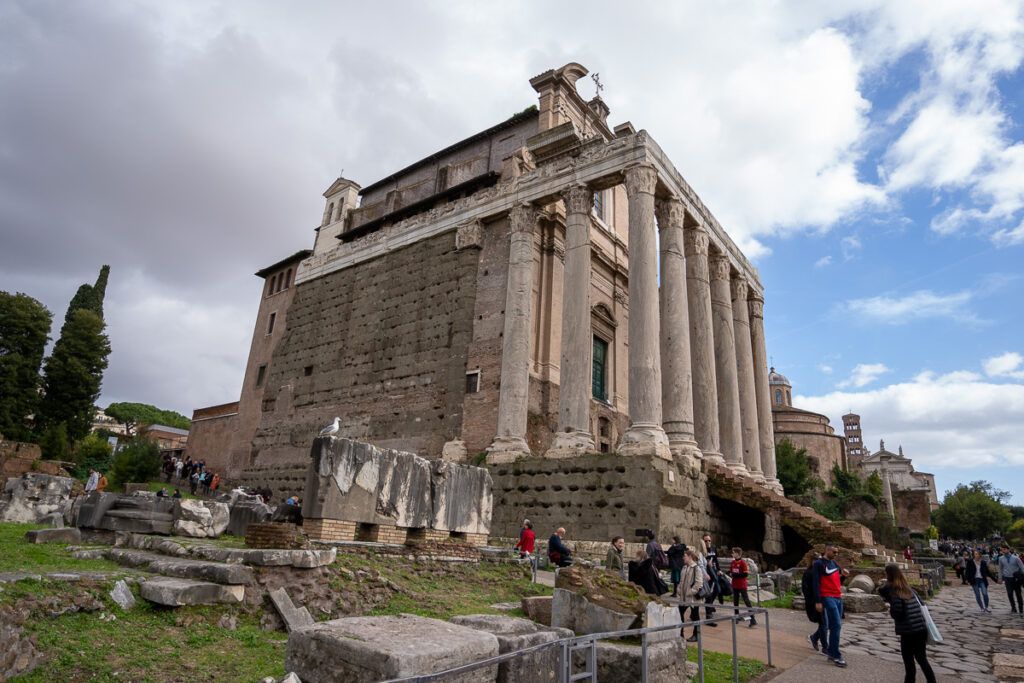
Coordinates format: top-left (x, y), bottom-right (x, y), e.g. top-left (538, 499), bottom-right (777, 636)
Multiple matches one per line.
top-left (465, 370), bottom-right (480, 394)
top-left (304, 365), bottom-right (314, 377)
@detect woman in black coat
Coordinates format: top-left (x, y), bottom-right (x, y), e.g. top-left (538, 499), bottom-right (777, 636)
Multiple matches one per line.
top-left (963, 549), bottom-right (994, 612)
top-left (879, 563), bottom-right (936, 683)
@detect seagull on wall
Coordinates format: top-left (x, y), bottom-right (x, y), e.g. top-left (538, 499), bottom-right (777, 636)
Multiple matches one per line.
top-left (319, 417), bottom-right (341, 436)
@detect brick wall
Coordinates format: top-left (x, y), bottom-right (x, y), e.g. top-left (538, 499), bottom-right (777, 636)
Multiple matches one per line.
top-left (184, 403), bottom-right (239, 479)
top-left (252, 231), bottom-right (480, 464)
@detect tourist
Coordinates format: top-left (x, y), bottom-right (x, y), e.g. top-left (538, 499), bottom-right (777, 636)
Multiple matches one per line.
top-left (515, 519), bottom-right (535, 559)
top-left (189, 470), bottom-right (199, 495)
top-left (628, 549), bottom-right (668, 596)
top-left (605, 536), bottom-right (625, 577)
top-left (729, 547), bottom-right (756, 628)
top-left (997, 544), bottom-right (1024, 614)
top-left (812, 544), bottom-right (849, 667)
top-left (702, 533), bottom-right (727, 605)
top-left (954, 553), bottom-right (966, 584)
top-left (547, 527), bottom-right (573, 568)
top-left (645, 531), bottom-right (669, 571)
top-left (85, 469), bottom-right (99, 493)
top-left (964, 549), bottom-right (994, 613)
top-left (172, 488), bottom-right (182, 499)
top-left (878, 563), bottom-right (937, 683)
top-left (680, 549), bottom-right (704, 642)
top-left (667, 536), bottom-right (687, 597)
top-left (174, 458), bottom-right (183, 481)
top-left (801, 551), bottom-right (827, 654)
top-left (210, 473), bottom-right (220, 492)
top-left (96, 472), bottom-right (108, 492)
top-left (156, 487), bottom-right (168, 498)
top-left (903, 545), bottom-right (914, 563)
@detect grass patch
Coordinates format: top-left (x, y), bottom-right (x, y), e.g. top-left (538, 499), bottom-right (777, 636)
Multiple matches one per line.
top-left (758, 589), bottom-right (797, 609)
top-left (14, 599), bottom-right (286, 683)
top-left (0, 522), bottom-right (120, 574)
top-left (688, 648), bottom-right (768, 682)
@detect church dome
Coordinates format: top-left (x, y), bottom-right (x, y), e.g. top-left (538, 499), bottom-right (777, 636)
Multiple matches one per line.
top-left (768, 367), bottom-right (790, 387)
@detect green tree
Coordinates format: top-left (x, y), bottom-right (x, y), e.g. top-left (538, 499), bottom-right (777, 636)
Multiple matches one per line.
top-left (933, 480), bottom-right (1013, 539)
top-left (775, 438), bottom-right (822, 498)
top-left (0, 292), bottom-right (52, 440)
top-left (71, 432), bottom-right (113, 479)
top-left (107, 437), bottom-right (161, 489)
top-left (38, 309), bottom-right (111, 441)
top-left (38, 423), bottom-right (69, 460)
top-left (63, 265), bottom-right (109, 324)
top-left (865, 471), bottom-right (884, 501)
top-left (105, 402), bottom-right (191, 436)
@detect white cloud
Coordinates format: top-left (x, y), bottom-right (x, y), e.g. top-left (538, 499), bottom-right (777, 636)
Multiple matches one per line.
top-left (800, 366), bottom-right (1024, 468)
top-left (840, 235), bottom-right (862, 260)
top-left (846, 289), bottom-right (977, 324)
top-left (814, 255), bottom-right (833, 269)
top-left (983, 351), bottom-right (1024, 379)
top-left (838, 363), bottom-right (890, 388)
top-left (818, 364), bottom-right (834, 375)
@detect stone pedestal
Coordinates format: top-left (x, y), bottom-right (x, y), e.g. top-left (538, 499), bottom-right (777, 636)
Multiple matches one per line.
top-left (488, 205), bottom-right (538, 463)
top-left (684, 227), bottom-right (724, 465)
top-left (618, 165), bottom-right (670, 460)
top-left (656, 197), bottom-right (700, 465)
top-left (709, 253), bottom-right (745, 474)
top-left (548, 184), bottom-right (597, 457)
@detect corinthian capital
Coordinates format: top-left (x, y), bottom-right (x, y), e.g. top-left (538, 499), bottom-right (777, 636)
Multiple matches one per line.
top-left (624, 164), bottom-right (658, 197)
top-left (709, 253), bottom-right (731, 282)
top-left (684, 226), bottom-right (709, 257)
top-left (747, 290), bottom-right (765, 319)
top-left (562, 184), bottom-right (594, 216)
top-left (508, 204), bottom-right (538, 235)
top-left (655, 197), bottom-right (685, 232)
top-left (730, 275), bottom-right (748, 302)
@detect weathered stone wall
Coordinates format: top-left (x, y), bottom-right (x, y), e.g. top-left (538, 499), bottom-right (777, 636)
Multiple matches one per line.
top-left (489, 453), bottom-right (710, 545)
top-left (234, 464), bottom-right (308, 505)
top-left (0, 439), bottom-right (42, 482)
top-left (774, 430), bottom-right (846, 486)
top-left (184, 402), bottom-right (239, 478)
top-left (252, 231), bottom-right (480, 464)
top-left (893, 488), bottom-right (931, 534)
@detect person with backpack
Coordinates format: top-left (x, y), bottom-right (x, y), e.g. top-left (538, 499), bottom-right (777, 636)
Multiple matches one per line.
top-left (812, 544), bottom-right (850, 668)
top-left (645, 531), bottom-right (669, 571)
top-left (729, 547), bottom-right (757, 627)
top-left (802, 551), bottom-right (827, 654)
top-left (878, 563), bottom-right (937, 683)
top-left (667, 536), bottom-right (687, 597)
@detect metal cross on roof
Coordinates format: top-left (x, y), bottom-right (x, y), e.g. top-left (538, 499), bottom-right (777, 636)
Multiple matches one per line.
top-left (591, 72), bottom-right (604, 96)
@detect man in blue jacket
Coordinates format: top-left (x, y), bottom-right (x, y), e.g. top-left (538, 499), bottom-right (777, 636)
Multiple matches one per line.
top-left (998, 544), bottom-right (1024, 613)
top-left (548, 527), bottom-right (573, 567)
top-left (811, 544), bottom-right (850, 668)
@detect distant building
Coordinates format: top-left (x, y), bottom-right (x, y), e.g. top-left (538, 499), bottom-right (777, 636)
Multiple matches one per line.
top-left (860, 439), bottom-right (938, 534)
top-left (139, 424), bottom-right (188, 451)
top-left (91, 408), bottom-right (127, 436)
top-left (842, 412), bottom-right (868, 469)
top-left (769, 367), bottom-right (847, 486)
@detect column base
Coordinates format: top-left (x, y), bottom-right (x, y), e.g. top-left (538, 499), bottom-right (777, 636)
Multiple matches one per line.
top-left (545, 431), bottom-right (597, 459)
top-left (441, 439), bottom-right (468, 463)
top-left (727, 461), bottom-right (749, 476)
top-left (617, 423), bottom-right (672, 461)
top-left (700, 449), bottom-right (726, 466)
top-left (667, 436), bottom-right (702, 467)
top-left (748, 470), bottom-right (766, 485)
top-left (765, 477), bottom-right (784, 495)
top-left (486, 435), bottom-right (532, 464)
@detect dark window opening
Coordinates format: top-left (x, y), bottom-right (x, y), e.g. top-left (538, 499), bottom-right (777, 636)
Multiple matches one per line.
top-left (284, 268), bottom-right (292, 289)
top-left (593, 190), bottom-right (605, 222)
top-left (256, 364), bottom-right (267, 387)
top-left (304, 365), bottom-right (314, 376)
top-left (592, 336), bottom-right (608, 401)
top-left (465, 370), bottom-right (480, 394)
top-left (267, 312), bottom-right (276, 335)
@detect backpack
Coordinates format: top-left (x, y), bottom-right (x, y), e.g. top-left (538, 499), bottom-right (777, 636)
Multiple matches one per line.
top-left (651, 543), bottom-right (669, 570)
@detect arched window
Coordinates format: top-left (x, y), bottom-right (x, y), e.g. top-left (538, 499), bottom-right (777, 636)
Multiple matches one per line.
top-left (268, 275), bottom-right (277, 296)
top-left (774, 389), bottom-right (782, 405)
top-left (325, 202), bottom-right (335, 225)
top-left (786, 389), bottom-right (792, 405)
top-left (284, 268), bottom-right (292, 289)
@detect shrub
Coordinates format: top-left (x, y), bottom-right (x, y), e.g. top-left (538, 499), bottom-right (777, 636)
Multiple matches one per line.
top-left (71, 433), bottom-right (113, 479)
top-left (107, 437), bottom-right (161, 489)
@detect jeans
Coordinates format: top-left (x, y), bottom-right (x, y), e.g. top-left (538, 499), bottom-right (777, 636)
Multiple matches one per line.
top-left (733, 589), bottom-right (755, 623)
top-left (972, 579), bottom-right (990, 609)
top-left (899, 631), bottom-right (936, 683)
top-left (1005, 577), bottom-right (1024, 612)
top-left (821, 596), bottom-right (843, 660)
top-left (811, 615), bottom-right (829, 652)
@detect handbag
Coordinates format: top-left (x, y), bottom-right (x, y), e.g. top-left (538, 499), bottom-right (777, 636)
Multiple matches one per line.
top-left (914, 592), bottom-right (943, 645)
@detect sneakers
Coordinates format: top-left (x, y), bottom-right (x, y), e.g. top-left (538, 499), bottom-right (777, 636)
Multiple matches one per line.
top-left (833, 658), bottom-right (848, 668)
top-left (707, 622), bottom-right (718, 628)
top-left (686, 634), bottom-right (699, 642)
top-left (748, 620), bottom-right (757, 628)
top-left (986, 607), bottom-right (993, 613)
top-left (807, 635), bottom-right (819, 652)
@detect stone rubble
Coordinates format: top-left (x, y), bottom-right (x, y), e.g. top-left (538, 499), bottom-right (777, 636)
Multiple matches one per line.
top-left (0, 473), bottom-right (75, 524)
top-left (108, 579), bottom-right (136, 610)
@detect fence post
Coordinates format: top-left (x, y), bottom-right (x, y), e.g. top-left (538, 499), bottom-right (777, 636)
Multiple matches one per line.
top-left (697, 623), bottom-right (705, 683)
top-left (731, 615), bottom-right (739, 682)
top-left (765, 609), bottom-right (773, 667)
top-left (641, 631), bottom-right (649, 683)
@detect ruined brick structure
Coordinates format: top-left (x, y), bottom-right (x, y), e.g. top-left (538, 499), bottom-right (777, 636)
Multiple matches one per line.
top-left (188, 62), bottom-right (877, 562)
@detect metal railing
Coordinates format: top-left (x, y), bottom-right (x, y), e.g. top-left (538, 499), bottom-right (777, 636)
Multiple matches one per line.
top-left (382, 604), bottom-right (771, 683)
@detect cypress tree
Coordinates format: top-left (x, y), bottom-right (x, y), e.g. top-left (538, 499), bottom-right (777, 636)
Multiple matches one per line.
top-left (0, 292), bottom-right (52, 440)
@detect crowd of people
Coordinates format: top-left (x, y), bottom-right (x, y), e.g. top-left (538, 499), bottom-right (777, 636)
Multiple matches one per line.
top-left (947, 541), bottom-right (1024, 614)
top-left (162, 454), bottom-right (221, 497)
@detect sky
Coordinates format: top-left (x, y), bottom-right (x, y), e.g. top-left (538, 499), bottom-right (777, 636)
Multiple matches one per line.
top-left (1, 1), bottom-right (1022, 503)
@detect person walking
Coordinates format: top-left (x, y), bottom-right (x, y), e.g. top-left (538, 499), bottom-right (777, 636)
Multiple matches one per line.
top-left (515, 519), bottom-right (535, 559)
top-left (605, 536), bottom-right (625, 577)
top-left (964, 549), bottom-right (994, 612)
top-left (879, 563), bottom-right (937, 683)
top-left (680, 549), bottom-right (704, 642)
top-left (812, 544), bottom-right (850, 667)
top-left (997, 544), bottom-right (1024, 613)
top-left (667, 536), bottom-right (687, 597)
top-left (802, 551), bottom-right (827, 654)
top-left (729, 547), bottom-right (757, 627)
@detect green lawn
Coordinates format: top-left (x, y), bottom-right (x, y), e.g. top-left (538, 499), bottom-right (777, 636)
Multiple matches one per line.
top-left (688, 648), bottom-right (768, 682)
top-left (0, 522), bottom-right (120, 574)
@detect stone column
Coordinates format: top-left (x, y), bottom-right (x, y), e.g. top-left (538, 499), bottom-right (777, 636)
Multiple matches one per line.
top-left (685, 226), bottom-right (724, 464)
top-left (656, 197), bottom-right (700, 465)
top-left (618, 165), bottom-right (671, 460)
top-left (709, 252), bottom-right (745, 473)
top-left (487, 204), bottom-right (538, 463)
top-left (548, 184), bottom-right (596, 456)
top-left (749, 291), bottom-right (781, 492)
top-left (731, 276), bottom-right (764, 482)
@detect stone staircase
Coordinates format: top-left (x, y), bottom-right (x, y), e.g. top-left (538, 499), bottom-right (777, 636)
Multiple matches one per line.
top-left (95, 533), bottom-right (336, 607)
top-left (704, 461), bottom-right (881, 553)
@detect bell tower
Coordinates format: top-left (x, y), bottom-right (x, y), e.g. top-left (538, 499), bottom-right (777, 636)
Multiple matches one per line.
top-left (313, 176), bottom-right (361, 255)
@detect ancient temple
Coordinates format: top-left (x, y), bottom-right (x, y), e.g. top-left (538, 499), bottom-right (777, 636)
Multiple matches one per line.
top-left (187, 63), bottom-right (872, 562)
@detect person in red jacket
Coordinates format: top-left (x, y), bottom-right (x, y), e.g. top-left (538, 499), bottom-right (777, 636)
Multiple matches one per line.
top-left (514, 519), bottom-right (535, 558)
top-left (729, 547), bottom-right (757, 627)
